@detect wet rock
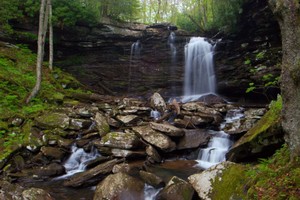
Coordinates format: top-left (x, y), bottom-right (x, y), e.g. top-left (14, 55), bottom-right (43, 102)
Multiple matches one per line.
top-left (139, 170), bottom-right (164, 188)
top-left (0, 181), bottom-right (24, 200)
top-left (114, 149), bottom-right (143, 159)
top-left (57, 138), bottom-right (73, 148)
top-left (22, 188), bottom-right (54, 200)
top-left (64, 158), bottom-right (123, 187)
top-left (116, 115), bottom-right (139, 125)
top-left (112, 163), bottom-right (130, 173)
top-left (177, 129), bottom-right (211, 150)
top-left (150, 93), bottom-right (167, 113)
top-left (146, 145), bottom-right (162, 163)
top-left (132, 125), bottom-right (176, 152)
top-left (35, 112), bottom-right (70, 130)
top-left (94, 131), bottom-right (142, 149)
top-left (107, 117), bottom-right (121, 128)
top-left (40, 146), bottom-right (66, 161)
top-left (93, 172), bottom-right (145, 200)
top-left (15, 163), bottom-right (65, 178)
top-left (188, 161), bottom-right (236, 200)
top-left (69, 118), bottom-right (93, 130)
top-left (150, 122), bottom-right (184, 137)
top-left (157, 176), bottom-right (194, 200)
top-left (226, 100), bottom-right (284, 162)
top-left (94, 112), bottom-right (110, 137)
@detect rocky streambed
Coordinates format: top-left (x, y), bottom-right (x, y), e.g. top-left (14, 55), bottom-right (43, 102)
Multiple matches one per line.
top-left (0, 92), bottom-right (283, 199)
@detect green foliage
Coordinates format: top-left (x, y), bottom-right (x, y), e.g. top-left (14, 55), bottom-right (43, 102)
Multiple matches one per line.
top-left (246, 144), bottom-right (300, 200)
top-left (0, 0), bottom-right (23, 33)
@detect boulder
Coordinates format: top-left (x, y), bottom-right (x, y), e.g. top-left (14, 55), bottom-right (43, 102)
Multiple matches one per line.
top-left (69, 118), bottom-right (93, 130)
top-left (150, 122), bottom-right (184, 137)
top-left (226, 98), bottom-right (284, 162)
top-left (35, 112), bottom-right (70, 130)
top-left (146, 145), bottom-right (162, 163)
top-left (64, 158), bottom-right (123, 187)
top-left (150, 93), bottom-right (167, 113)
top-left (22, 188), bottom-right (54, 200)
top-left (116, 115), bottom-right (139, 125)
top-left (188, 161), bottom-right (246, 200)
top-left (177, 129), bottom-right (211, 150)
top-left (93, 172), bottom-right (145, 200)
top-left (94, 131), bottom-right (142, 149)
top-left (132, 125), bottom-right (176, 152)
top-left (96, 147), bottom-right (146, 158)
top-left (94, 112), bottom-right (110, 137)
top-left (40, 146), bottom-right (66, 161)
top-left (139, 170), bottom-right (164, 188)
top-left (157, 176), bottom-right (194, 200)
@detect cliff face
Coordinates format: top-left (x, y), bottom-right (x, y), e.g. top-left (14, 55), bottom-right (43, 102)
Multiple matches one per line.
top-left (5, 0), bottom-right (281, 101)
top-left (55, 21), bottom-right (191, 98)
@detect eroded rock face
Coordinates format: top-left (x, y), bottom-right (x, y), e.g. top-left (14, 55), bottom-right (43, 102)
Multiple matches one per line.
top-left (93, 172), bottom-right (145, 200)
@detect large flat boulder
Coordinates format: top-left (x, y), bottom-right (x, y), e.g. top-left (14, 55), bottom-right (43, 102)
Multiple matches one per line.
top-left (132, 125), bottom-right (176, 152)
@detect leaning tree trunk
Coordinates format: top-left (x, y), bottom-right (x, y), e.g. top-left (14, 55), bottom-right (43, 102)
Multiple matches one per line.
top-left (268, 0), bottom-right (300, 158)
top-left (26, 0), bottom-right (48, 103)
top-left (48, 0), bottom-right (53, 71)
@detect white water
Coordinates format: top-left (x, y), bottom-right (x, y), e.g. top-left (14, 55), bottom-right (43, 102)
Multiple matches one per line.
top-left (150, 109), bottom-right (161, 120)
top-left (144, 184), bottom-right (162, 200)
top-left (184, 37), bottom-right (216, 96)
top-left (55, 144), bottom-right (100, 179)
top-left (130, 40), bottom-right (141, 60)
top-left (196, 108), bottom-right (244, 169)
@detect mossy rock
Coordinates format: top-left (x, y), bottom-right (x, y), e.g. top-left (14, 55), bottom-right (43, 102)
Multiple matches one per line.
top-left (226, 96), bottom-right (284, 162)
top-left (35, 112), bottom-right (70, 130)
top-left (188, 161), bottom-right (247, 200)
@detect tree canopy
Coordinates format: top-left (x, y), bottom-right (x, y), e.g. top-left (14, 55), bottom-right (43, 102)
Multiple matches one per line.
top-left (0, 0), bottom-right (245, 33)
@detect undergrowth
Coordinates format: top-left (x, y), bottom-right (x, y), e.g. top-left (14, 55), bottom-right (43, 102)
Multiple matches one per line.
top-left (0, 42), bottom-right (89, 162)
top-left (246, 144), bottom-right (300, 199)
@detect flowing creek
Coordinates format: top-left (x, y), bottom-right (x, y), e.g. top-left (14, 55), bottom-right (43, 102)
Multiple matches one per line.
top-left (17, 36), bottom-right (251, 199)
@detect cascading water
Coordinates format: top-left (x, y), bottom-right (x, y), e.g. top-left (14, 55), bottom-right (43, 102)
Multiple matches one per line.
top-left (184, 37), bottom-right (216, 97)
top-left (55, 144), bottom-right (100, 179)
top-left (196, 108), bottom-right (244, 169)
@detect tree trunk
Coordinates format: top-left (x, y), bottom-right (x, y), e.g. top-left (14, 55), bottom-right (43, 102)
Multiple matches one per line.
top-left (26, 0), bottom-right (48, 103)
top-left (49, 0), bottom-right (53, 71)
top-left (268, 0), bottom-right (300, 158)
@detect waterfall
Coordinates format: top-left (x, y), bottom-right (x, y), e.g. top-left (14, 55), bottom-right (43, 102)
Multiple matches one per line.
top-left (168, 32), bottom-right (177, 96)
top-left (168, 32), bottom-right (177, 62)
top-left (184, 37), bottom-right (216, 96)
top-left (130, 40), bottom-right (141, 61)
top-left (129, 40), bottom-right (142, 93)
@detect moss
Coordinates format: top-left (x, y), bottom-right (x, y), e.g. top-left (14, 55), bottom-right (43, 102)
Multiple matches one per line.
top-left (246, 144), bottom-right (300, 199)
top-left (211, 164), bottom-right (248, 199)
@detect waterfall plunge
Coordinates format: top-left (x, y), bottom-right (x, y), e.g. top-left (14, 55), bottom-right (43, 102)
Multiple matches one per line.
top-left (184, 37), bottom-right (216, 96)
